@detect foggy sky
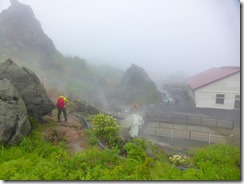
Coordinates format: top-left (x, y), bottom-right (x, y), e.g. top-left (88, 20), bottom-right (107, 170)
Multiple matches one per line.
top-left (0, 0), bottom-right (240, 79)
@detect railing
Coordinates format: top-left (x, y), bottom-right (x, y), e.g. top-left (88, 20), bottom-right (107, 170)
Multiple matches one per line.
top-left (145, 112), bottom-right (234, 129)
top-left (139, 112), bottom-right (234, 144)
top-left (140, 126), bottom-right (226, 144)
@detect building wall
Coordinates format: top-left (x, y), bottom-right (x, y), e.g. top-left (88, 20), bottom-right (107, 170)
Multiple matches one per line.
top-left (194, 72), bottom-right (240, 110)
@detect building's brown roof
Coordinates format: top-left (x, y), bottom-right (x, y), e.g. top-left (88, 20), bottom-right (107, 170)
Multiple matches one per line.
top-left (187, 66), bottom-right (240, 90)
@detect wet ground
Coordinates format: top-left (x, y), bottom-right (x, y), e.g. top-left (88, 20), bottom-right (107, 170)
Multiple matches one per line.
top-left (44, 115), bottom-right (89, 153)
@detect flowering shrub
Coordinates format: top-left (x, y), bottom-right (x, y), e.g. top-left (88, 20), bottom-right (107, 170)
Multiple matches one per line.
top-left (92, 114), bottom-right (120, 146)
top-left (169, 154), bottom-right (190, 166)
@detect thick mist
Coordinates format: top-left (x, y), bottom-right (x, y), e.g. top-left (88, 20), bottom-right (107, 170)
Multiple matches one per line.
top-left (0, 0), bottom-right (240, 81)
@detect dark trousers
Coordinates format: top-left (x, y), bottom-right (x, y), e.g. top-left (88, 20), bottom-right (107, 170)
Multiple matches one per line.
top-left (57, 108), bottom-right (67, 122)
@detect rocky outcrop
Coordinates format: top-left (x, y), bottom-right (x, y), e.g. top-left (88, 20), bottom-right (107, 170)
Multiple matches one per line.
top-left (0, 78), bottom-right (31, 145)
top-left (112, 64), bottom-right (163, 105)
top-left (0, 0), bottom-right (56, 55)
top-left (119, 64), bottom-right (153, 86)
top-left (0, 59), bottom-right (55, 117)
top-left (0, 59), bottom-right (55, 145)
top-left (71, 100), bottom-right (100, 115)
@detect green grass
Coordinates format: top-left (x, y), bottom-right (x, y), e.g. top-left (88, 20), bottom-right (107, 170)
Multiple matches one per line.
top-left (0, 117), bottom-right (241, 180)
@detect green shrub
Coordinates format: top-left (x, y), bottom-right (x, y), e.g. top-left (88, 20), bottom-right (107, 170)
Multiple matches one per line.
top-left (123, 138), bottom-right (146, 161)
top-left (91, 113), bottom-right (120, 146)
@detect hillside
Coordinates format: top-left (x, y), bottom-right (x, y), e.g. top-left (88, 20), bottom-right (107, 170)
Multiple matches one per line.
top-left (0, 1), bottom-right (115, 109)
top-left (88, 64), bottom-right (124, 86)
top-left (0, 0), bottom-right (162, 112)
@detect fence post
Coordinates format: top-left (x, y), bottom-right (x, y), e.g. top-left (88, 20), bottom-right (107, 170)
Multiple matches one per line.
top-left (186, 116), bottom-right (188, 130)
top-left (171, 129), bottom-right (174, 141)
top-left (189, 130), bottom-right (191, 141)
top-left (144, 114), bottom-right (147, 127)
top-left (208, 134), bottom-right (211, 144)
top-left (200, 117), bottom-right (202, 132)
top-left (215, 119), bottom-right (217, 134)
top-left (155, 127), bottom-right (157, 136)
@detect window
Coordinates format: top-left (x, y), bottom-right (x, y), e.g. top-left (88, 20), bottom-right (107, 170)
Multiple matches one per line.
top-left (216, 94), bottom-right (225, 104)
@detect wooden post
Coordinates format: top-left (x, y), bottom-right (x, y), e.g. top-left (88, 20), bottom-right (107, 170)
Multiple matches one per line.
top-left (208, 134), bottom-right (211, 144)
top-left (171, 129), bottom-right (174, 141)
top-left (189, 130), bottom-right (191, 141)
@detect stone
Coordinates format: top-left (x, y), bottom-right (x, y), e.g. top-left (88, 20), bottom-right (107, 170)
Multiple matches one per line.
top-left (0, 78), bottom-right (31, 145)
top-left (0, 59), bottom-right (55, 117)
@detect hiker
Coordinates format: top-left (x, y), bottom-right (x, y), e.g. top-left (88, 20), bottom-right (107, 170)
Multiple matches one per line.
top-left (56, 95), bottom-right (68, 123)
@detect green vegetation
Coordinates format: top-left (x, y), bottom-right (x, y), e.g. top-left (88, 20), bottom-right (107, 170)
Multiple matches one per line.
top-left (0, 115), bottom-right (240, 181)
top-left (91, 114), bottom-right (120, 146)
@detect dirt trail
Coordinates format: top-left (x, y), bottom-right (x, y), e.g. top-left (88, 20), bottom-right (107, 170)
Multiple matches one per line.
top-left (44, 115), bottom-right (89, 153)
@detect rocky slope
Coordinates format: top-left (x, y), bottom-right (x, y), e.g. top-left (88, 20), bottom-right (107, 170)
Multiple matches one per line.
top-left (109, 64), bottom-right (163, 108)
top-left (0, 0), bottom-right (59, 70)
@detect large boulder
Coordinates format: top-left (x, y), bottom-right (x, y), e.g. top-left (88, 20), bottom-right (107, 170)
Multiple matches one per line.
top-left (0, 79), bottom-right (31, 145)
top-left (0, 59), bottom-right (55, 117)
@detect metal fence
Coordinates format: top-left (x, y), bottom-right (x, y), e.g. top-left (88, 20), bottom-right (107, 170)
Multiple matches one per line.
top-left (145, 112), bottom-right (234, 129)
top-left (139, 126), bottom-right (226, 144)
top-left (139, 112), bottom-right (234, 144)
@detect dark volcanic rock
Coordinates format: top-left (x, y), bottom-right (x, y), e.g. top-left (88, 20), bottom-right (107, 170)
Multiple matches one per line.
top-left (0, 78), bottom-right (31, 145)
top-left (71, 100), bottom-right (100, 115)
top-left (0, 0), bottom-right (56, 53)
top-left (0, 59), bottom-right (55, 117)
top-left (114, 64), bottom-right (163, 105)
top-left (119, 64), bottom-right (152, 86)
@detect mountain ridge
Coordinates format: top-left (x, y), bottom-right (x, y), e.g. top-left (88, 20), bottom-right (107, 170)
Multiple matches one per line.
top-left (0, 1), bottom-right (162, 112)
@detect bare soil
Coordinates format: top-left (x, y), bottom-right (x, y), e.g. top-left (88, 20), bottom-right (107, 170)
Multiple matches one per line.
top-left (43, 115), bottom-right (89, 153)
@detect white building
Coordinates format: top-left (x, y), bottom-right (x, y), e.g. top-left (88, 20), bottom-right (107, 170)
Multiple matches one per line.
top-left (187, 66), bottom-right (240, 110)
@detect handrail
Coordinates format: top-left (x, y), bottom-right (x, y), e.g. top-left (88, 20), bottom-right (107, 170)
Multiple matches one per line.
top-left (79, 116), bottom-right (106, 149)
top-left (145, 112), bottom-right (234, 129)
top-left (146, 112), bottom-right (234, 122)
top-left (79, 115), bottom-right (123, 159)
